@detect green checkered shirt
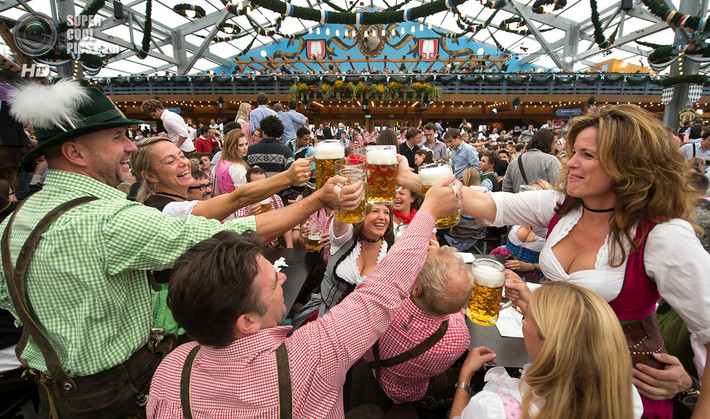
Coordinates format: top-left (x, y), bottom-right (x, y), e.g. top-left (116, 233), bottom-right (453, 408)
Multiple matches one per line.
top-left (0, 169), bottom-right (256, 376)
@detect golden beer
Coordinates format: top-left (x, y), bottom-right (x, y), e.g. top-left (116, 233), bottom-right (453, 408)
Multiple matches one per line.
top-left (315, 140), bottom-right (345, 189)
top-left (335, 198), bottom-right (366, 224)
top-left (305, 233), bottom-right (322, 252)
top-left (334, 160), bottom-right (366, 224)
top-left (467, 259), bottom-right (506, 326)
top-left (259, 198), bottom-right (272, 213)
top-left (419, 162), bottom-right (460, 229)
top-left (366, 146), bottom-right (398, 203)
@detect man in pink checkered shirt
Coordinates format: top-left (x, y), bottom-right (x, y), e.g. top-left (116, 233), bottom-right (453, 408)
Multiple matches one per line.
top-left (146, 166), bottom-right (459, 418)
top-left (362, 245), bottom-right (473, 407)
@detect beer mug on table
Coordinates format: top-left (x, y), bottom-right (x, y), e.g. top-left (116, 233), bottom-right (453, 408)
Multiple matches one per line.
top-left (334, 159), bottom-right (366, 224)
top-left (467, 259), bottom-right (506, 326)
top-left (419, 162), bottom-right (461, 229)
top-left (366, 145), bottom-right (398, 203)
top-left (314, 140), bottom-right (345, 189)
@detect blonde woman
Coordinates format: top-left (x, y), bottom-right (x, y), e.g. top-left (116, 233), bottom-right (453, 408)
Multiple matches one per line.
top-left (235, 102), bottom-right (254, 145)
top-left (451, 281), bottom-right (642, 419)
top-left (213, 130), bottom-right (250, 196)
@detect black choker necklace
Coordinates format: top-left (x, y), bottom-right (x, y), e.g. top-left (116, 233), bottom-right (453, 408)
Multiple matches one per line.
top-left (361, 235), bottom-right (383, 243)
top-left (155, 191), bottom-right (188, 201)
top-left (582, 202), bottom-right (614, 213)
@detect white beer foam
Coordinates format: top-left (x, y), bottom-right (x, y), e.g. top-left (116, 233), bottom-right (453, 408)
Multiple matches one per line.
top-left (367, 148), bottom-right (398, 164)
top-left (419, 165), bottom-right (453, 185)
top-left (473, 263), bottom-right (505, 287)
top-left (315, 142), bottom-right (345, 159)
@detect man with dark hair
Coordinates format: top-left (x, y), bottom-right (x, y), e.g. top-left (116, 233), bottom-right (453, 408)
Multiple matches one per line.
top-left (478, 150), bottom-right (501, 192)
top-left (141, 99), bottom-right (195, 154)
top-left (519, 124), bottom-right (535, 144)
top-left (420, 123), bottom-right (447, 161)
top-left (400, 128), bottom-right (422, 168)
top-left (186, 169), bottom-right (212, 201)
top-left (680, 129), bottom-right (710, 166)
top-left (443, 128), bottom-right (479, 180)
top-left (276, 101), bottom-right (308, 146)
top-left (502, 128), bottom-right (561, 192)
top-left (249, 92), bottom-right (277, 135)
top-left (289, 127), bottom-right (315, 172)
top-left (146, 177), bottom-right (462, 418)
top-left (247, 116), bottom-right (295, 177)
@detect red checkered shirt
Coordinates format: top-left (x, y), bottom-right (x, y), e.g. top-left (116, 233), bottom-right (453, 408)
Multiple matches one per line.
top-left (362, 299), bottom-right (470, 404)
top-left (233, 194), bottom-right (283, 247)
top-left (146, 211), bottom-right (437, 419)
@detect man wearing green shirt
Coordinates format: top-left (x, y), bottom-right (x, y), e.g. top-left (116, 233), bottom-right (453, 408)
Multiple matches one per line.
top-left (0, 84), bottom-right (360, 417)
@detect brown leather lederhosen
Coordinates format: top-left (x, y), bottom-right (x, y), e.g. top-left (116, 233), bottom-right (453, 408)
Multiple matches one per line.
top-left (1, 197), bottom-right (176, 418)
top-left (180, 343), bottom-right (293, 419)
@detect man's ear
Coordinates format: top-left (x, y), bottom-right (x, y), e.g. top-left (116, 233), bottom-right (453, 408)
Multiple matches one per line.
top-left (60, 141), bottom-right (89, 167)
top-left (410, 281), bottom-right (423, 299)
top-left (235, 312), bottom-right (261, 336)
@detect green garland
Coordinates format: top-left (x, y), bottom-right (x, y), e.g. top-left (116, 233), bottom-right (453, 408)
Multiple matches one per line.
top-left (0, 16), bottom-right (16, 28)
top-left (245, 0), bottom-right (470, 24)
top-left (659, 74), bottom-right (708, 88)
top-left (136, 0), bottom-right (152, 59)
top-left (639, 0), bottom-right (707, 33)
top-left (532, 0), bottom-right (566, 14)
top-left (173, 3), bottom-right (206, 18)
top-left (590, 0), bottom-right (611, 48)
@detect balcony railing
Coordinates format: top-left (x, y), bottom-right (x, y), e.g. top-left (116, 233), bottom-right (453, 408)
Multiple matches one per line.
top-left (91, 73), bottom-right (695, 97)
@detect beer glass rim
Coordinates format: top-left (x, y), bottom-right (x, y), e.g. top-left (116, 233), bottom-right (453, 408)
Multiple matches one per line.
top-left (472, 258), bottom-right (505, 271)
top-left (420, 161), bottom-right (452, 171)
top-left (366, 145), bottom-right (396, 151)
top-left (317, 139), bottom-right (344, 146)
top-left (335, 158), bottom-right (366, 169)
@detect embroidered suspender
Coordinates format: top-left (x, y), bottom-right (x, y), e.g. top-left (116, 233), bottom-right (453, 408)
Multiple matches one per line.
top-left (180, 343), bottom-right (293, 419)
top-left (368, 320), bottom-right (449, 382)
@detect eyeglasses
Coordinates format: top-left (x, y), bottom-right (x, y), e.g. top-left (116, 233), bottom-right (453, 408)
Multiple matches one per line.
top-left (188, 185), bottom-right (210, 191)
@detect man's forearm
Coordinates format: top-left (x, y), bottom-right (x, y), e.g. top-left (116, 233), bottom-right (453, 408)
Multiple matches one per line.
top-left (255, 192), bottom-right (323, 243)
top-left (191, 172), bottom-right (293, 220)
top-left (176, 136), bottom-right (187, 148)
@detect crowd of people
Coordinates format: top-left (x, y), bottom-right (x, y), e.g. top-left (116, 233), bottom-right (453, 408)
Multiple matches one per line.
top-left (0, 82), bottom-right (709, 419)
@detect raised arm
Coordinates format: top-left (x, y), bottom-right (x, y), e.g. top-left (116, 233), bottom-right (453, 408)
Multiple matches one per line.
top-left (190, 158), bottom-right (312, 220)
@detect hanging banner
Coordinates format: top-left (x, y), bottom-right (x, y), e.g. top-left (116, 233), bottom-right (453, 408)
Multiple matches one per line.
top-left (688, 84), bottom-right (703, 103)
top-left (419, 39), bottom-right (438, 59)
top-left (649, 56), bottom-right (678, 73)
top-left (661, 86), bottom-right (675, 104)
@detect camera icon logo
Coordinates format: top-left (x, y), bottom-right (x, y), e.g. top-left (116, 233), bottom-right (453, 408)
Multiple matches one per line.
top-left (12, 12), bottom-right (58, 57)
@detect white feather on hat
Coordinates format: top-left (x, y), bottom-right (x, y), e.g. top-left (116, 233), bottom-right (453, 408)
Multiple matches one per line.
top-left (8, 80), bottom-right (90, 131)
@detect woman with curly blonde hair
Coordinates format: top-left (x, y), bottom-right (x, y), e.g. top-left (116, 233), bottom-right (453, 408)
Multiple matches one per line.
top-left (452, 281), bottom-right (641, 419)
top-left (398, 105), bottom-right (710, 417)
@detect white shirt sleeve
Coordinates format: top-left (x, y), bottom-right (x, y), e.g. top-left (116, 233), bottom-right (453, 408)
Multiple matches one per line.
top-left (329, 220), bottom-right (354, 255)
top-left (162, 113), bottom-right (189, 139)
top-left (228, 164), bottom-right (247, 188)
top-left (459, 391), bottom-right (506, 419)
top-left (644, 219), bottom-right (710, 344)
top-left (161, 201), bottom-right (200, 219)
top-left (490, 189), bottom-right (566, 229)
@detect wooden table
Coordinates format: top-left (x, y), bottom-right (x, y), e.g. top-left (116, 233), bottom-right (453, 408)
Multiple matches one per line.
top-left (263, 248), bottom-right (319, 313)
top-left (466, 254), bottom-right (532, 369)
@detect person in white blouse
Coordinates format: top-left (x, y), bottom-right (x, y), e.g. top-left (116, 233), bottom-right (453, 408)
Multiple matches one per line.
top-left (398, 104), bottom-right (710, 417)
top-left (450, 281), bottom-right (643, 419)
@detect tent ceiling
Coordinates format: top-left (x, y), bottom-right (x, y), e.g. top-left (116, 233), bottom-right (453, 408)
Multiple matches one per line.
top-left (0, 0), bottom-right (702, 76)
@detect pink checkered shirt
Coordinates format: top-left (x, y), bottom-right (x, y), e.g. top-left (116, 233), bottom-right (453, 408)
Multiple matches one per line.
top-left (146, 211), bottom-right (437, 418)
top-left (233, 194), bottom-right (283, 247)
top-left (362, 299), bottom-right (470, 404)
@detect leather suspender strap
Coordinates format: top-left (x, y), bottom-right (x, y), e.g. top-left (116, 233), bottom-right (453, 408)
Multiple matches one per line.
top-left (369, 320), bottom-right (449, 381)
top-left (179, 343), bottom-right (293, 419)
top-left (517, 154), bottom-right (529, 186)
top-left (180, 345), bottom-right (201, 419)
top-left (1, 196), bottom-right (97, 392)
top-left (275, 343), bottom-right (293, 419)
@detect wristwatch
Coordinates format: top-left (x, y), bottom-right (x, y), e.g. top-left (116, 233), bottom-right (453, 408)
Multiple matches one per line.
top-left (529, 263), bottom-right (538, 274)
top-left (454, 381), bottom-right (472, 396)
top-left (676, 376), bottom-right (701, 408)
